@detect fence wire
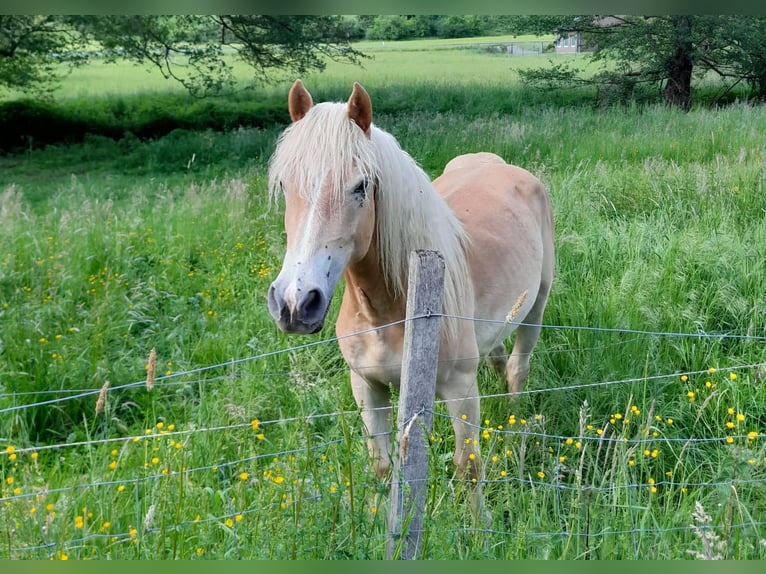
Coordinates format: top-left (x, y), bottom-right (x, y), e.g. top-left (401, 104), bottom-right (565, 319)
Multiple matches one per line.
top-left (2, 313), bottom-right (764, 412)
top-left (2, 313), bottom-right (765, 557)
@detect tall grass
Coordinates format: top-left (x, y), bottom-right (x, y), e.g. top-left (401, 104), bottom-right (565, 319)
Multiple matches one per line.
top-left (1, 46), bottom-right (765, 558)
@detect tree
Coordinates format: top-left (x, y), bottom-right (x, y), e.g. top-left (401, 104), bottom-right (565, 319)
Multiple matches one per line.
top-left (435, 15), bottom-right (486, 38)
top-left (578, 15), bottom-right (697, 109)
top-left (661, 16), bottom-right (694, 108)
top-left (2, 15), bottom-right (366, 98)
top-left (519, 15), bottom-right (766, 108)
top-left (365, 15), bottom-right (416, 41)
top-left (487, 15), bottom-right (574, 37)
top-left (0, 15), bottom-right (87, 95)
top-left (696, 15), bottom-right (766, 101)
top-left (79, 15), bottom-right (366, 97)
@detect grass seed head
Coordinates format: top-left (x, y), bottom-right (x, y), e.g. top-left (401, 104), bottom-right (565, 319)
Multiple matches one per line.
top-left (146, 348), bottom-right (157, 391)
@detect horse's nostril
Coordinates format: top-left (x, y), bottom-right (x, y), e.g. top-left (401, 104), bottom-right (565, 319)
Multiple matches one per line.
top-left (299, 289), bottom-right (323, 319)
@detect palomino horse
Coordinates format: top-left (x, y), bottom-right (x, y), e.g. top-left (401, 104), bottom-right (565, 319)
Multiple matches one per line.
top-left (267, 80), bottom-right (555, 506)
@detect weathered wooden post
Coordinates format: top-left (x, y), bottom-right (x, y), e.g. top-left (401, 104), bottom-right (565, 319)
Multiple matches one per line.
top-left (386, 249), bottom-right (445, 560)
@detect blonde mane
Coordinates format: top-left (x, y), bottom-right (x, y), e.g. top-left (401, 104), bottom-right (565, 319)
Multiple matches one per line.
top-left (268, 102), bottom-right (473, 339)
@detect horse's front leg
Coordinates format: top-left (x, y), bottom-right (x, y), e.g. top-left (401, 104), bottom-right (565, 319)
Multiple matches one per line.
top-left (350, 369), bottom-right (393, 479)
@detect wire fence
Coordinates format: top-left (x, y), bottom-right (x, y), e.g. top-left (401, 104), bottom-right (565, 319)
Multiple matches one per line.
top-left (2, 312), bottom-right (765, 412)
top-left (2, 314), bottom-right (765, 558)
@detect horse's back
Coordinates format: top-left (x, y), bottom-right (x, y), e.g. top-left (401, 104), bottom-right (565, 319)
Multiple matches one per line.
top-left (442, 151), bottom-right (507, 173)
top-left (433, 152), bottom-right (555, 350)
top-left (436, 153), bottom-right (550, 213)
top-left (434, 153), bottom-right (552, 242)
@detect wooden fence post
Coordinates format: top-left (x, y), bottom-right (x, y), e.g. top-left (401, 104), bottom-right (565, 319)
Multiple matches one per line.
top-left (386, 249), bottom-right (445, 560)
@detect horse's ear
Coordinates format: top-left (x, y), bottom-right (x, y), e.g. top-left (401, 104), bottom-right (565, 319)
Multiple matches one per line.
top-left (288, 79), bottom-right (313, 122)
top-left (347, 82), bottom-right (372, 134)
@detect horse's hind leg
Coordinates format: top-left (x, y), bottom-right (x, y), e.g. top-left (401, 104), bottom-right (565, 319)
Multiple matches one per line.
top-left (506, 283), bottom-right (551, 395)
top-left (488, 343), bottom-right (508, 381)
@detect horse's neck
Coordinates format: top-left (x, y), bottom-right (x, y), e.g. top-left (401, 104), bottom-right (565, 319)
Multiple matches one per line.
top-left (343, 237), bottom-right (405, 326)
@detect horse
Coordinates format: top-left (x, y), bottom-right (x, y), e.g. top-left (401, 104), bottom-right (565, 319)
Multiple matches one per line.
top-left (267, 80), bottom-right (555, 511)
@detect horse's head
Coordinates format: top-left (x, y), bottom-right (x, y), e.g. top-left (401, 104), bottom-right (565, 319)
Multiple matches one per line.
top-left (267, 80), bottom-right (378, 334)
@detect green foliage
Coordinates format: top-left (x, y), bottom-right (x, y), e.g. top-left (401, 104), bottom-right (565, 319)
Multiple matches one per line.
top-left (695, 15), bottom-right (766, 100)
top-left (0, 15), bottom-right (88, 96)
top-left (1, 15), bottom-right (364, 98)
top-left (359, 15), bottom-right (570, 42)
top-left (1, 45), bottom-right (766, 559)
top-left (365, 15), bottom-right (417, 41)
top-left (524, 15), bottom-right (766, 108)
top-left (0, 93), bottom-right (289, 154)
top-left (434, 15), bottom-right (487, 39)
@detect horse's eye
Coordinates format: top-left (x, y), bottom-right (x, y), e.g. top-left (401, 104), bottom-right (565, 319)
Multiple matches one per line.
top-left (353, 180), bottom-right (367, 196)
top-left (352, 179), bottom-right (369, 199)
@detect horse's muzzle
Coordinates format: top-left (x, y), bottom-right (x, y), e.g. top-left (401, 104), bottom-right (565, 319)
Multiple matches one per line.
top-left (267, 282), bottom-right (328, 335)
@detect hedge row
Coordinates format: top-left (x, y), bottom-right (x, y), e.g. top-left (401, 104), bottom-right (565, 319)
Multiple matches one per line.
top-left (0, 93), bottom-right (290, 154)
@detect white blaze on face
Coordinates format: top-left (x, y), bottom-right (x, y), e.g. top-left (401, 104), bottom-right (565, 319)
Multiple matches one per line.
top-left (268, 172), bottom-right (375, 334)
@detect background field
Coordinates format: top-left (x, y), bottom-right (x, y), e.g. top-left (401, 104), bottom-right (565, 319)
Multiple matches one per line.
top-left (1, 40), bottom-right (765, 559)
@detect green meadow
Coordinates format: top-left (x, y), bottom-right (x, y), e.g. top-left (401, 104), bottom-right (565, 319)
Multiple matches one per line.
top-left (1, 40), bottom-right (765, 559)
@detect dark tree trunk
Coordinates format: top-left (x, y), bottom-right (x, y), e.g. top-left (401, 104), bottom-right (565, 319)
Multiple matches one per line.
top-left (663, 15), bottom-right (694, 110)
top-left (756, 70), bottom-right (766, 101)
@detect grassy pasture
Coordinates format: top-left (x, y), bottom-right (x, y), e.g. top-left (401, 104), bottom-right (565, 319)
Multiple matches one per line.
top-left (1, 41), bottom-right (766, 559)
